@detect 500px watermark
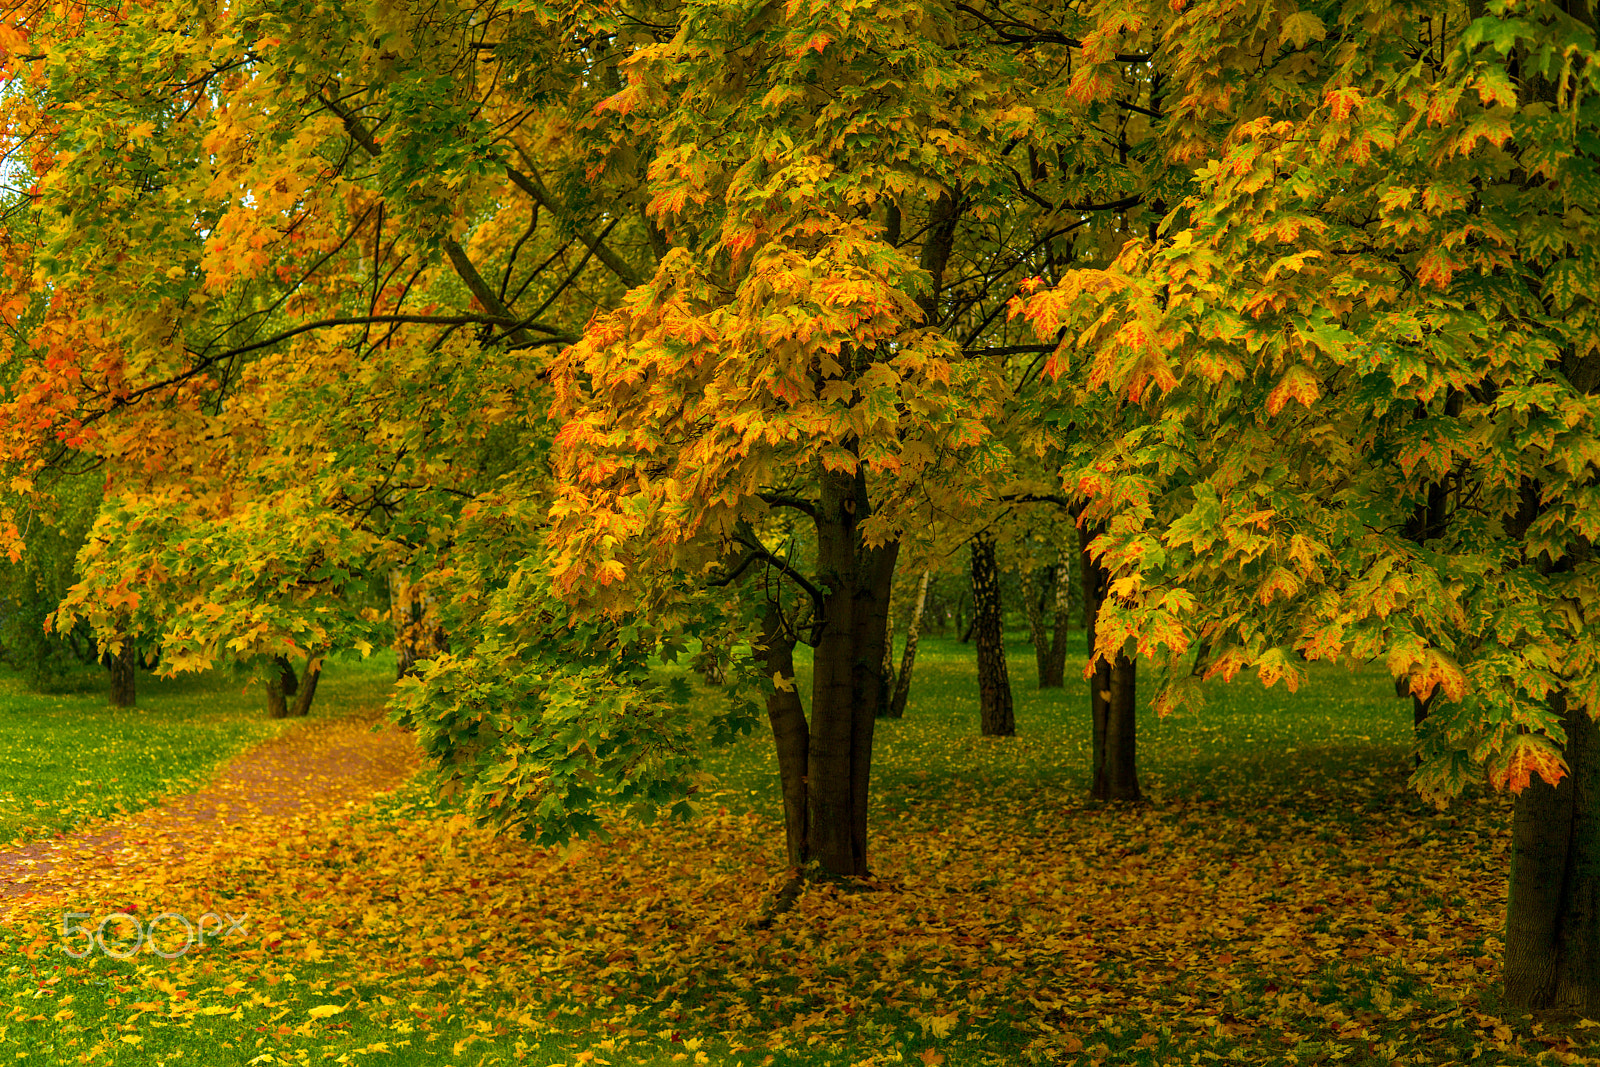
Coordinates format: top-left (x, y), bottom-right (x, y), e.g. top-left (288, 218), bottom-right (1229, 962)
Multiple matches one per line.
top-left (60, 911), bottom-right (247, 959)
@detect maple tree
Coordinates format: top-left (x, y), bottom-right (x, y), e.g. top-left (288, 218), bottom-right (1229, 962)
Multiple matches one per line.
top-left (542, 0), bottom-right (1187, 873)
top-left (0, 0), bottom-right (648, 719)
top-left (1015, 0), bottom-right (1600, 1011)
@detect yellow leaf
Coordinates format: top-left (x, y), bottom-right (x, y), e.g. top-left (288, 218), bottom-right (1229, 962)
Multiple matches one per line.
top-left (307, 1003), bottom-right (345, 1019)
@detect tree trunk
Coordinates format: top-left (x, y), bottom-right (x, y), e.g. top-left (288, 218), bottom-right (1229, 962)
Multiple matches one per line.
top-left (266, 656), bottom-right (299, 718)
top-left (1505, 693), bottom-right (1600, 1012)
top-left (277, 654), bottom-right (299, 697)
top-left (955, 589), bottom-right (971, 643)
top-left (104, 642), bottom-right (136, 708)
top-left (391, 570), bottom-right (418, 679)
top-left (804, 466), bottom-right (898, 877)
top-left (970, 532), bottom-right (1014, 737)
top-left (1020, 564), bottom-right (1051, 686)
top-left (888, 569), bottom-right (931, 719)
top-left (1080, 524), bottom-right (1140, 801)
top-left (1042, 548), bottom-right (1071, 688)
top-left (391, 571), bottom-right (448, 679)
top-left (289, 658), bottom-right (322, 717)
top-left (757, 605), bottom-right (809, 870)
top-left (878, 599), bottom-right (896, 716)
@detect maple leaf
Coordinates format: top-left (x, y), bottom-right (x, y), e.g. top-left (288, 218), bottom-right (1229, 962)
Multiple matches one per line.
top-left (1489, 735), bottom-right (1567, 794)
top-left (1264, 364), bottom-right (1321, 415)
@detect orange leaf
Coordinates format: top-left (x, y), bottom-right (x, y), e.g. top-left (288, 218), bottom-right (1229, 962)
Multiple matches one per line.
top-left (1490, 735), bottom-right (1567, 794)
top-left (1264, 364), bottom-right (1321, 415)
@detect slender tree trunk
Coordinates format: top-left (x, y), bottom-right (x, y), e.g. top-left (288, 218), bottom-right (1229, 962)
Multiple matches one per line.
top-left (289, 658), bottom-right (322, 717)
top-left (757, 605), bottom-right (810, 869)
top-left (391, 570), bottom-right (418, 679)
top-left (1080, 524), bottom-right (1140, 801)
top-left (888, 569), bottom-right (931, 719)
top-left (955, 589), bottom-right (972, 643)
top-left (1042, 547), bottom-right (1071, 688)
top-left (1020, 564), bottom-right (1051, 686)
top-left (1505, 694), bottom-right (1600, 1012)
top-left (878, 600), bottom-right (896, 716)
top-left (265, 656), bottom-right (299, 718)
top-left (104, 642), bottom-right (136, 708)
top-left (970, 532), bottom-right (1014, 737)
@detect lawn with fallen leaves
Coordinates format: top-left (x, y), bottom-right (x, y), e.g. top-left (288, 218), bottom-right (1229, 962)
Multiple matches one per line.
top-left (1, 636), bottom-right (1586, 1066)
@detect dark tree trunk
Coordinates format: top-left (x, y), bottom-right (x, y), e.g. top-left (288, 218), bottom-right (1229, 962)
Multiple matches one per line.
top-left (758, 605), bottom-right (810, 870)
top-left (970, 532), bottom-right (1014, 737)
top-left (888, 569), bottom-right (931, 719)
top-left (265, 676), bottom-right (287, 719)
top-left (289, 659), bottom-right (322, 717)
top-left (808, 467), bottom-right (897, 877)
top-left (277, 655), bottom-right (299, 697)
top-left (1042, 548), bottom-right (1072, 688)
top-left (756, 467), bottom-right (896, 879)
top-left (1080, 524), bottom-right (1140, 801)
top-left (1505, 694), bottom-right (1600, 1012)
top-left (955, 589), bottom-right (972, 643)
top-left (104, 642), bottom-right (136, 708)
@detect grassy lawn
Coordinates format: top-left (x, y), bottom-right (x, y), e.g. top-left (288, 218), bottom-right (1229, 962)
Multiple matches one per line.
top-left (0, 652), bottom-right (397, 845)
top-left (0, 635), bottom-right (1565, 1066)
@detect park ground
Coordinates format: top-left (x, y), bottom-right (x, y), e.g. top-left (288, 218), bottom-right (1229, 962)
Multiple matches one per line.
top-left (0, 638), bottom-right (1586, 1067)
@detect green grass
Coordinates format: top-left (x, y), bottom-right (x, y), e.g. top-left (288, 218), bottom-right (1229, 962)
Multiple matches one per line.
top-left (0, 650), bottom-right (398, 845)
top-left (700, 632), bottom-right (1416, 817)
top-left (0, 633), bottom-right (1537, 1067)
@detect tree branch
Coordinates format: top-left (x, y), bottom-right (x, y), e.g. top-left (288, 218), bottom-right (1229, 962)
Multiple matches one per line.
top-left (501, 154), bottom-right (644, 289)
top-left (757, 493), bottom-right (819, 518)
top-left (318, 91), bottom-right (537, 346)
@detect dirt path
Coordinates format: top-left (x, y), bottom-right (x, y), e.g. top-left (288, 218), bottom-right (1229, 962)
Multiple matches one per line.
top-left (0, 715), bottom-right (419, 909)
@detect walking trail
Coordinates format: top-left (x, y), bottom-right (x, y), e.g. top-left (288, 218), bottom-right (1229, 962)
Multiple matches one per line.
top-left (0, 715), bottom-right (420, 913)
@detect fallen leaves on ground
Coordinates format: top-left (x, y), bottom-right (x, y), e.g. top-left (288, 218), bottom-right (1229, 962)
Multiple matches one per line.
top-left (0, 743), bottom-right (1583, 1066)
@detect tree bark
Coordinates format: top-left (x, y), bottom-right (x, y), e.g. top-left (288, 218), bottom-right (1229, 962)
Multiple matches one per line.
top-left (289, 658), bottom-right (322, 717)
top-left (1042, 547), bottom-right (1071, 688)
top-left (878, 598), bottom-right (896, 716)
top-left (104, 642), bottom-right (136, 708)
top-left (970, 532), bottom-right (1014, 737)
top-left (1505, 694), bottom-right (1600, 1012)
top-left (391, 570), bottom-right (418, 679)
top-left (265, 656), bottom-right (300, 718)
top-left (757, 604), bottom-right (810, 870)
top-left (805, 466), bottom-right (897, 877)
top-left (391, 571), bottom-right (449, 678)
top-left (1080, 524), bottom-right (1140, 801)
top-left (888, 569), bottom-right (931, 719)
top-left (277, 654), bottom-right (299, 697)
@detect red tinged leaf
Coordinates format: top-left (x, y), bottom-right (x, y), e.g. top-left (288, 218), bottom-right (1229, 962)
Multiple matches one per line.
top-left (1490, 735), bottom-right (1568, 794)
top-left (1264, 364), bottom-right (1321, 415)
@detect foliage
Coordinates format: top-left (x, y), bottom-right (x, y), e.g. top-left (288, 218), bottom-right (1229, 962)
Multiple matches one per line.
top-left (1014, 0), bottom-right (1600, 801)
top-left (0, 469), bottom-right (101, 691)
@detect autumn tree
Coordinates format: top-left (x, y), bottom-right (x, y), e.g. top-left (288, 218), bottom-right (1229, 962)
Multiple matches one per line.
top-left (2, 0), bottom-right (1181, 878)
top-left (0, 0), bottom-right (640, 712)
top-left (1016, 0), bottom-right (1600, 1012)
top-left (545, 0), bottom-right (1181, 874)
